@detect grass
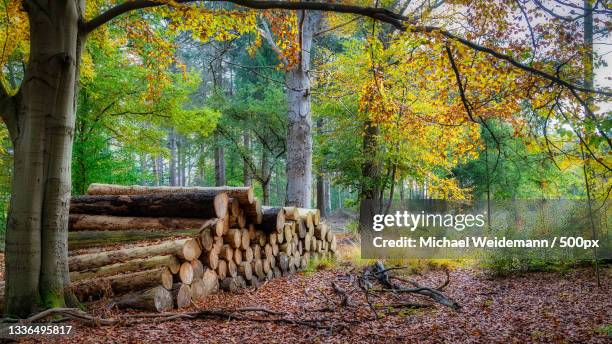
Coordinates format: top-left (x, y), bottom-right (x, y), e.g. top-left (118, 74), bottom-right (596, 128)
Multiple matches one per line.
top-left (594, 324), bottom-right (612, 337)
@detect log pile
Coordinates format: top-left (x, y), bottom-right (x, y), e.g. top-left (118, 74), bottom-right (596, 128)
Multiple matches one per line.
top-left (68, 183), bottom-right (337, 312)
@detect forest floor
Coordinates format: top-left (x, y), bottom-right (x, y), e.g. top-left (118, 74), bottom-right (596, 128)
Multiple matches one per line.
top-left (4, 212), bottom-right (611, 344)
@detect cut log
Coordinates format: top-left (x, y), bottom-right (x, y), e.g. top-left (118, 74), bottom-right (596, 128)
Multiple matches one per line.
top-left (172, 283), bottom-right (192, 309)
top-left (229, 198), bottom-right (240, 220)
top-left (69, 238), bottom-right (190, 271)
top-left (202, 268), bottom-right (219, 294)
top-left (240, 228), bottom-right (250, 250)
top-left (191, 259), bottom-right (205, 279)
top-left (215, 217), bottom-right (228, 237)
top-left (300, 256), bottom-right (308, 270)
top-left (70, 192), bottom-right (229, 219)
top-left (260, 207), bottom-right (285, 233)
top-left (220, 244), bottom-right (233, 262)
top-left (220, 276), bottom-right (246, 292)
top-left (183, 239), bottom-right (202, 261)
top-left (244, 198), bottom-right (263, 224)
top-left (69, 214), bottom-right (212, 232)
top-left (217, 259), bottom-right (228, 279)
top-left (314, 223), bottom-right (327, 240)
top-left (200, 228), bottom-right (214, 251)
top-left (252, 259), bottom-right (264, 280)
top-left (224, 228), bottom-right (241, 249)
top-left (243, 246), bottom-right (254, 263)
top-left (227, 259), bottom-right (238, 278)
top-left (73, 268), bottom-right (170, 301)
top-left (110, 286), bottom-right (174, 312)
top-left (304, 233), bottom-right (312, 252)
top-left (234, 247), bottom-right (243, 265)
top-left (264, 243), bottom-right (273, 259)
top-left (87, 183), bottom-right (254, 206)
top-left (251, 244), bottom-right (261, 260)
top-left (213, 237), bottom-right (223, 254)
top-left (238, 262), bottom-right (253, 281)
top-left (70, 255), bottom-right (179, 282)
top-left (268, 233), bottom-right (277, 245)
top-left (277, 229), bottom-right (284, 244)
top-left (191, 279), bottom-right (206, 301)
top-left (326, 230), bottom-right (333, 243)
top-left (68, 229), bottom-right (199, 250)
top-left (237, 210), bottom-right (247, 229)
top-left (255, 230), bottom-right (266, 246)
top-left (297, 208), bottom-right (320, 226)
top-left (284, 223), bottom-right (294, 243)
top-left (271, 243), bottom-right (279, 256)
top-left (280, 242), bottom-right (292, 255)
top-left (273, 267), bottom-right (282, 278)
top-left (296, 218), bottom-right (307, 239)
top-left (277, 253), bottom-right (289, 272)
top-left (248, 224), bottom-right (256, 241)
top-left (201, 250), bottom-right (219, 270)
top-left (262, 258), bottom-right (271, 274)
top-left (179, 262), bottom-right (194, 284)
top-left (283, 206), bottom-right (298, 220)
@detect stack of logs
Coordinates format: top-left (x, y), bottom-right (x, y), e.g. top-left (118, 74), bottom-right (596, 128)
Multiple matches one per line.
top-left (67, 183), bottom-right (337, 312)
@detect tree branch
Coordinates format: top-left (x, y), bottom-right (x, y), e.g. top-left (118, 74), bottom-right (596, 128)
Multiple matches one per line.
top-left (82, 0), bottom-right (612, 98)
top-left (82, 0), bottom-right (407, 34)
top-left (422, 26), bottom-right (612, 97)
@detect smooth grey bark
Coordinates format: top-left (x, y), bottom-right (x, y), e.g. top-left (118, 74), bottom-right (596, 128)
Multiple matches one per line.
top-left (243, 132), bottom-right (251, 186)
top-left (316, 173), bottom-right (327, 218)
top-left (168, 129), bottom-right (178, 186)
top-left (3, 0), bottom-right (83, 316)
top-left (284, 9), bottom-right (321, 208)
top-left (214, 133), bottom-right (226, 186)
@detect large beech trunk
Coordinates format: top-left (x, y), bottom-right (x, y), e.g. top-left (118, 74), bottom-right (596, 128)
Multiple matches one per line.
top-left (285, 9), bottom-right (321, 208)
top-left (3, 0), bottom-right (83, 316)
top-left (70, 192), bottom-right (228, 219)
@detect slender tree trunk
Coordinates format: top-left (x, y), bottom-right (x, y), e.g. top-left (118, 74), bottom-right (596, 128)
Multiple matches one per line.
top-left (214, 133), bottom-right (226, 186)
top-left (261, 147), bottom-right (270, 204)
top-left (168, 129), bottom-right (178, 186)
top-left (4, 0), bottom-right (83, 316)
top-left (243, 132), bottom-right (251, 186)
top-left (285, 9), bottom-right (321, 208)
top-left (359, 120), bottom-right (381, 232)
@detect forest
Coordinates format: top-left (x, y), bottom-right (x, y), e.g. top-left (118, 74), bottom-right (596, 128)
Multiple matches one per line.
top-left (0, 0), bottom-right (610, 343)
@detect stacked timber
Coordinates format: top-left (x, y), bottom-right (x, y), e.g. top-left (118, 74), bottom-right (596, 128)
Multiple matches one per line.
top-left (67, 183), bottom-right (336, 312)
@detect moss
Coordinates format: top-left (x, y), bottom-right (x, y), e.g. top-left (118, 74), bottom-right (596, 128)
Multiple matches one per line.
top-left (41, 289), bottom-right (66, 309)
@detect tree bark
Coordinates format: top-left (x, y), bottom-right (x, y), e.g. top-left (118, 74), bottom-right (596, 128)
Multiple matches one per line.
top-left (359, 120), bottom-right (381, 232)
top-left (70, 192), bottom-right (228, 219)
top-left (243, 132), bottom-right (251, 186)
top-left (70, 255), bottom-right (180, 282)
top-left (285, 9), bottom-right (321, 208)
top-left (3, 0), bottom-right (85, 316)
top-left (69, 214), bottom-right (209, 231)
top-left (86, 183), bottom-right (254, 206)
top-left (168, 128), bottom-right (178, 186)
top-left (68, 238), bottom-right (191, 271)
top-left (214, 133), bottom-right (226, 186)
top-left (110, 286), bottom-right (174, 312)
top-left (67, 229), bottom-right (200, 250)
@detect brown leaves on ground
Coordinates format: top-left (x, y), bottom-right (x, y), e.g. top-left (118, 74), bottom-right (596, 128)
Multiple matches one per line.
top-left (21, 265), bottom-right (611, 344)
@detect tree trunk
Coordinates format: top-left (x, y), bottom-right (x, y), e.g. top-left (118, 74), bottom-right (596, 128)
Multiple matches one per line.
top-left (214, 133), bottom-right (226, 186)
top-left (285, 9), bottom-right (321, 208)
top-left (3, 0), bottom-right (84, 316)
top-left (261, 148), bottom-right (270, 204)
top-left (168, 128), bottom-right (178, 186)
top-left (67, 229), bottom-right (200, 250)
top-left (243, 132), bottom-right (251, 186)
top-left (359, 120), bottom-right (381, 232)
top-left (70, 192), bottom-right (228, 219)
